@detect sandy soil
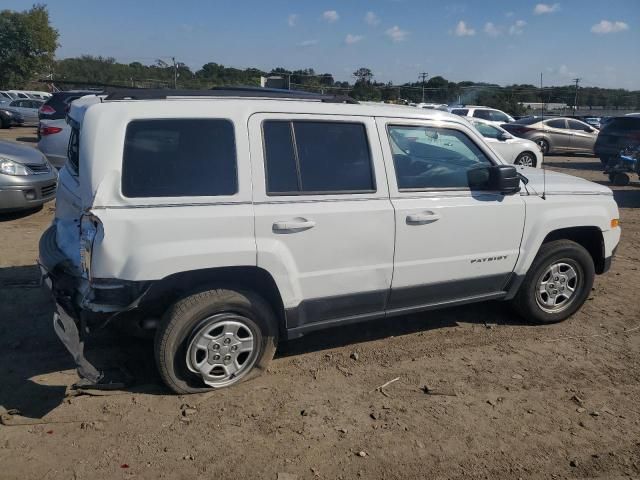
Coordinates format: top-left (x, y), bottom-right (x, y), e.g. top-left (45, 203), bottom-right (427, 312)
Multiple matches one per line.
top-left (0, 126), bottom-right (639, 479)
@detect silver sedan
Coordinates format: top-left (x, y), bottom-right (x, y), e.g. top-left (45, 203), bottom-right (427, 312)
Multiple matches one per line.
top-left (0, 140), bottom-right (57, 212)
top-left (6, 99), bottom-right (44, 125)
top-left (501, 117), bottom-right (598, 155)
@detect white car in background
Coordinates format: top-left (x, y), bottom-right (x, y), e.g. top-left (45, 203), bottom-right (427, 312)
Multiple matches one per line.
top-left (38, 118), bottom-right (70, 168)
top-left (450, 106), bottom-right (515, 126)
top-left (470, 118), bottom-right (543, 168)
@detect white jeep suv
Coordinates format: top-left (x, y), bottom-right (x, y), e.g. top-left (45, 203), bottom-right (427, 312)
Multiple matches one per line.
top-left (39, 88), bottom-right (620, 394)
top-left (450, 106), bottom-right (515, 126)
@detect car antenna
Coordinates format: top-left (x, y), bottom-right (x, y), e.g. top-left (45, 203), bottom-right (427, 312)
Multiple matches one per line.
top-left (542, 156), bottom-right (547, 200)
top-left (540, 72), bottom-right (547, 200)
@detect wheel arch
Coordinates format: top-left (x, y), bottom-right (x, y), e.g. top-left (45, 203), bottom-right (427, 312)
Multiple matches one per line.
top-left (142, 266), bottom-right (286, 332)
top-left (541, 226), bottom-right (606, 274)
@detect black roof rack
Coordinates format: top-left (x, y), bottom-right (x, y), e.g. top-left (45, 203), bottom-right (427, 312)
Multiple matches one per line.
top-left (104, 86), bottom-right (358, 104)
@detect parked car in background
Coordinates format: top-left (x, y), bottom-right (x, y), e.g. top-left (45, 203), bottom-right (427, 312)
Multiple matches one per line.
top-left (594, 116), bottom-right (640, 165)
top-left (0, 140), bottom-right (57, 212)
top-left (0, 91), bottom-right (14, 105)
top-left (39, 90), bottom-right (100, 120)
top-left (450, 106), bottom-right (515, 126)
top-left (0, 107), bottom-right (25, 129)
top-left (470, 118), bottom-right (542, 168)
top-left (6, 90), bottom-right (51, 100)
top-left (583, 117), bottom-right (602, 130)
top-left (38, 92), bottom-right (100, 167)
top-left (6, 99), bottom-right (44, 125)
top-left (38, 119), bottom-right (70, 168)
top-left (501, 117), bottom-right (598, 155)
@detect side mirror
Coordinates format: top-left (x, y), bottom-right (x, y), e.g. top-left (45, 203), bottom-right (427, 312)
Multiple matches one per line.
top-left (497, 132), bottom-right (511, 141)
top-left (468, 164), bottom-right (521, 195)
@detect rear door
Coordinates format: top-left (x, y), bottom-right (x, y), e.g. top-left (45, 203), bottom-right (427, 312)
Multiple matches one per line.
top-left (376, 117), bottom-right (525, 313)
top-left (567, 119), bottom-right (596, 152)
top-left (249, 114), bottom-right (395, 330)
top-left (544, 119), bottom-right (571, 150)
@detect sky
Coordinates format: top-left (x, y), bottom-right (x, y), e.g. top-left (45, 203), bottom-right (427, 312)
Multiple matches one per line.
top-left (4, 0), bottom-right (640, 89)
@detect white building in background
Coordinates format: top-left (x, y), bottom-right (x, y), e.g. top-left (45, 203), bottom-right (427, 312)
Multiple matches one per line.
top-left (519, 102), bottom-right (568, 111)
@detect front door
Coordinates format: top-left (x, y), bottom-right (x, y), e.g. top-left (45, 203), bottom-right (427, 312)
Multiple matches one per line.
top-left (544, 119), bottom-right (572, 151)
top-left (567, 119), bottom-right (597, 153)
top-left (376, 117), bottom-right (525, 313)
top-left (249, 114), bottom-right (395, 329)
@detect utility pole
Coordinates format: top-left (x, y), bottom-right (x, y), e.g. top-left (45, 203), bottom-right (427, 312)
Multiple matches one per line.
top-left (572, 78), bottom-right (581, 115)
top-left (418, 72), bottom-right (428, 103)
top-left (172, 57), bottom-right (178, 89)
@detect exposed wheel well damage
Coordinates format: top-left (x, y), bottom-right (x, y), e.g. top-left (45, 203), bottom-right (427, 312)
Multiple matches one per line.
top-left (141, 266), bottom-right (286, 330)
top-left (542, 226), bottom-right (606, 274)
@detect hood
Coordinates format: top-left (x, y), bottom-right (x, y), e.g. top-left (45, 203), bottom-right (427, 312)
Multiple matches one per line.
top-left (0, 139), bottom-right (47, 165)
top-left (518, 166), bottom-right (613, 196)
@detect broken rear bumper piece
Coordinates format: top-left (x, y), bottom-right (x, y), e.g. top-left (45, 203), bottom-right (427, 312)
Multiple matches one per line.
top-left (38, 225), bottom-right (150, 326)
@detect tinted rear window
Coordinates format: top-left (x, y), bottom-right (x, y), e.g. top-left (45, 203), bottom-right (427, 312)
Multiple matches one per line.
top-left (451, 109), bottom-right (468, 116)
top-left (122, 119), bottom-right (237, 198)
top-left (263, 120), bottom-right (375, 194)
top-left (602, 117), bottom-right (640, 132)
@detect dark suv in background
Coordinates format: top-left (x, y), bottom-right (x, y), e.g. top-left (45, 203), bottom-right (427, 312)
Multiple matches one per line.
top-left (38, 90), bottom-right (101, 120)
top-left (594, 116), bottom-right (640, 165)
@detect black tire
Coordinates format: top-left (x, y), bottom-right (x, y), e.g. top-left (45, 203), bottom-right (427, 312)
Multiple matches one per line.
top-left (514, 151), bottom-right (537, 167)
top-left (535, 138), bottom-right (549, 155)
top-left (0, 116), bottom-right (9, 129)
top-left (612, 173), bottom-right (630, 186)
top-left (155, 288), bottom-right (278, 394)
top-left (511, 240), bottom-right (595, 324)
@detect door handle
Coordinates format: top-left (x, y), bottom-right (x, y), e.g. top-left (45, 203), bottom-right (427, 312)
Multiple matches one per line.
top-left (273, 218), bottom-right (316, 233)
top-left (406, 211), bottom-right (441, 225)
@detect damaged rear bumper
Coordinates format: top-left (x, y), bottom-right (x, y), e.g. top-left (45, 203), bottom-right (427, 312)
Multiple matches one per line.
top-left (38, 225), bottom-right (150, 322)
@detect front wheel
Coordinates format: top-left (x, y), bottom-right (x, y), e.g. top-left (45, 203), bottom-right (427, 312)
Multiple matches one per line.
top-left (535, 138), bottom-right (549, 155)
top-left (511, 240), bottom-right (594, 324)
top-left (155, 288), bottom-right (278, 394)
top-left (514, 152), bottom-right (537, 167)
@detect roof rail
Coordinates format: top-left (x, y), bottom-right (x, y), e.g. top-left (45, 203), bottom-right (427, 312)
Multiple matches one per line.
top-left (104, 86), bottom-right (358, 104)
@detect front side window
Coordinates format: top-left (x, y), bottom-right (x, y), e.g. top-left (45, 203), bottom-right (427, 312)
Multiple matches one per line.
top-left (263, 120), bottom-right (375, 194)
top-left (546, 119), bottom-right (567, 129)
top-left (388, 125), bottom-right (492, 190)
top-left (472, 121), bottom-right (501, 139)
top-left (489, 110), bottom-right (509, 122)
top-left (122, 119), bottom-right (237, 198)
top-left (568, 120), bottom-right (589, 131)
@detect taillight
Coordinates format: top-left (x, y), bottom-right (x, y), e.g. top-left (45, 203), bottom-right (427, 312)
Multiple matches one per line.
top-left (39, 105), bottom-right (56, 115)
top-left (80, 214), bottom-right (102, 281)
top-left (40, 125), bottom-right (63, 136)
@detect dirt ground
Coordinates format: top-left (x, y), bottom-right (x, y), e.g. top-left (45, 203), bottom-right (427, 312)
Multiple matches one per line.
top-left (0, 126), bottom-right (639, 479)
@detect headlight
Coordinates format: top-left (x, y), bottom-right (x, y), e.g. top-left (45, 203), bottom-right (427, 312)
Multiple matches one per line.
top-left (0, 157), bottom-right (31, 176)
top-left (80, 214), bottom-right (101, 280)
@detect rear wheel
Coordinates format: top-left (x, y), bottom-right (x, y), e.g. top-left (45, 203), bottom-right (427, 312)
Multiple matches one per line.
top-left (511, 240), bottom-right (594, 324)
top-left (535, 139), bottom-right (549, 155)
top-left (155, 288), bottom-right (278, 394)
top-left (0, 116), bottom-right (9, 129)
top-left (514, 152), bottom-right (537, 167)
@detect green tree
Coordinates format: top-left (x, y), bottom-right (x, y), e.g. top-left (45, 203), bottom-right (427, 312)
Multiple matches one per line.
top-left (0, 4), bottom-right (58, 88)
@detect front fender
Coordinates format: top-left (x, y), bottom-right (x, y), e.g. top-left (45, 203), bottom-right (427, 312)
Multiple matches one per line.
top-left (515, 194), bottom-right (619, 275)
